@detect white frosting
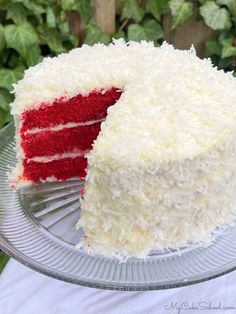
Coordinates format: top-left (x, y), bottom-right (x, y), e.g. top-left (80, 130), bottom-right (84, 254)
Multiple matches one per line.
top-left (26, 119), bottom-right (104, 134)
top-left (29, 150), bottom-right (88, 162)
top-left (77, 43), bottom-right (236, 259)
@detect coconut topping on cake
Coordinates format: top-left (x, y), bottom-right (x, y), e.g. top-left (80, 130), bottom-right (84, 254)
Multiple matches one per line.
top-left (11, 40), bottom-right (236, 259)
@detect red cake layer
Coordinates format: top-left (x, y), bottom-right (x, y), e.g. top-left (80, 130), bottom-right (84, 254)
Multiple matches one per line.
top-left (20, 88), bottom-right (122, 133)
top-left (21, 122), bottom-right (102, 158)
top-left (23, 157), bottom-right (87, 182)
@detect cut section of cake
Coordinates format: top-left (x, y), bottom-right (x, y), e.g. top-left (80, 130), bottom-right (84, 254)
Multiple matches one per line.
top-left (14, 88), bottom-right (122, 184)
top-left (11, 40), bottom-right (157, 186)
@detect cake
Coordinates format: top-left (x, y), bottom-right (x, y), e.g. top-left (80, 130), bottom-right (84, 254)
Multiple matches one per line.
top-left (11, 40), bottom-right (236, 259)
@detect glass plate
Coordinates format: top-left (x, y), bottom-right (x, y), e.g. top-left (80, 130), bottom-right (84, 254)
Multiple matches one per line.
top-left (1, 123), bottom-right (236, 291)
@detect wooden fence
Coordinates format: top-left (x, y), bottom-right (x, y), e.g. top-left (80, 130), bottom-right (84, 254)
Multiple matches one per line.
top-left (69, 0), bottom-right (215, 57)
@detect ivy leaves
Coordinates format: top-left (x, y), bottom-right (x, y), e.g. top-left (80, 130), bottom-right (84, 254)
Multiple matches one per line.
top-left (84, 22), bottom-right (111, 45)
top-left (202, 1), bottom-right (236, 74)
top-left (205, 37), bottom-right (222, 57)
top-left (121, 0), bottom-right (145, 23)
top-left (119, 0), bottom-right (165, 44)
top-left (221, 36), bottom-right (236, 58)
top-left (0, 66), bottom-right (24, 126)
top-left (145, 0), bottom-right (169, 22)
top-left (0, 24), bottom-right (5, 52)
top-left (200, 1), bottom-right (232, 30)
top-left (5, 3), bottom-right (28, 24)
top-left (0, 67), bottom-right (24, 90)
top-left (0, 88), bottom-right (13, 127)
top-left (0, 16), bottom-right (41, 126)
top-left (119, 0), bottom-right (195, 43)
top-left (169, 0), bottom-right (193, 29)
top-left (128, 19), bottom-right (163, 43)
top-left (4, 23), bottom-right (39, 60)
top-left (61, 0), bottom-right (92, 23)
top-left (217, 0), bottom-right (236, 17)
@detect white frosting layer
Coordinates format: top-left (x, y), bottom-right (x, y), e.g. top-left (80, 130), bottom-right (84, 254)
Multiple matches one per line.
top-left (29, 150), bottom-right (88, 163)
top-left (26, 119), bottom-right (104, 134)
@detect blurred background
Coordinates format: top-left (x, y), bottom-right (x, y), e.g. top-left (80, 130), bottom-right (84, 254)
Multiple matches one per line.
top-left (0, 0), bottom-right (236, 270)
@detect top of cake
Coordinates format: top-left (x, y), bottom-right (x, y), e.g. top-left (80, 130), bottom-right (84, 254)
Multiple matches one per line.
top-left (11, 40), bottom-right (157, 115)
top-left (79, 42), bottom-right (236, 163)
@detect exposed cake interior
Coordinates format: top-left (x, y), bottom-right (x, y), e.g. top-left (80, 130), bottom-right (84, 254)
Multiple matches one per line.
top-left (17, 88), bottom-right (122, 184)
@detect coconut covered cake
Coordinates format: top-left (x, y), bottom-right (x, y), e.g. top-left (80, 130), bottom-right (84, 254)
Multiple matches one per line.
top-left (11, 40), bottom-right (236, 259)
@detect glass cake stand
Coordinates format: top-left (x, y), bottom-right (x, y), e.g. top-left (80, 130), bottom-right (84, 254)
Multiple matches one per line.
top-left (1, 122), bottom-right (236, 291)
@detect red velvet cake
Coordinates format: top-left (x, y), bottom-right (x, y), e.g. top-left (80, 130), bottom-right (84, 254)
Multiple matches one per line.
top-left (14, 88), bottom-right (121, 184)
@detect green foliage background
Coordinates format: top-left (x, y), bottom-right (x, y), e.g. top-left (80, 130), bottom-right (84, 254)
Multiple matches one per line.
top-left (0, 0), bottom-right (235, 271)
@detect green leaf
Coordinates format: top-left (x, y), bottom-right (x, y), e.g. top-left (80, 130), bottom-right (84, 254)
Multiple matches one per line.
top-left (46, 6), bottom-right (56, 28)
top-left (59, 22), bottom-right (70, 35)
top-left (0, 88), bottom-right (13, 111)
top-left (45, 29), bottom-right (66, 53)
top-left (121, 0), bottom-right (145, 23)
top-left (20, 0), bottom-right (45, 15)
top-left (61, 0), bottom-right (75, 11)
top-left (217, 0), bottom-right (236, 17)
top-left (200, 1), bottom-right (232, 30)
top-left (0, 24), bottom-right (5, 52)
top-left (128, 24), bottom-right (145, 41)
top-left (113, 30), bottom-right (126, 40)
top-left (24, 45), bottom-right (41, 66)
top-left (66, 35), bottom-right (78, 47)
top-left (4, 23), bottom-right (39, 59)
top-left (60, 10), bottom-right (67, 23)
top-left (8, 52), bottom-right (22, 68)
top-left (143, 19), bottom-right (163, 41)
top-left (76, 0), bottom-right (92, 23)
top-left (0, 108), bottom-right (7, 128)
top-left (169, 0), bottom-right (193, 29)
top-left (5, 3), bottom-right (28, 24)
top-left (4, 110), bottom-right (13, 123)
top-left (0, 66), bottom-right (24, 90)
top-left (221, 36), bottom-right (236, 58)
top-left (62, 35), bottom-right (78, 50)
top-left (128, 19), bottom-right (163, 42)
top-left (222, 45), bottom-right (236, 58)
top-left (218, 57), bottom-right (230, 69)
top-left (204, 37), bottom-right (222, 57)
top-left (0, 252), bottom-right (9, 272)
top-left (0, 0), bottom-right (11, 8)
top-left (84, 22), bottom-right (111, 45)
top-left (61, 0), bottom-right (92, 21)
top-left (0, 48), bottom-right (11, 66)
top-left (145, 0), bottom-right (169, 21)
